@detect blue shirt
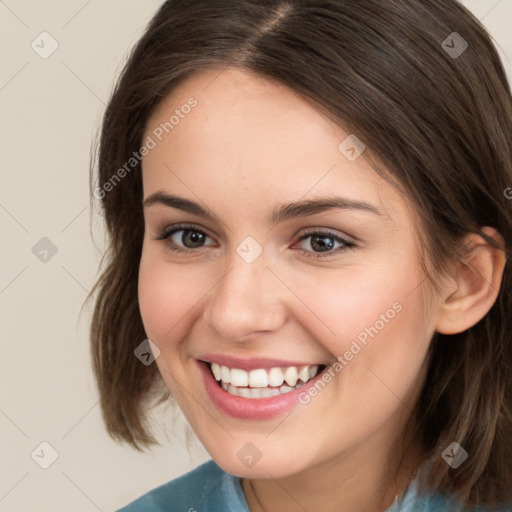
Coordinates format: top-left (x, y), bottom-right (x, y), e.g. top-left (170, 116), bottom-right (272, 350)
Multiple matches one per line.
top-left (116, 459), bottom-right (510, 512)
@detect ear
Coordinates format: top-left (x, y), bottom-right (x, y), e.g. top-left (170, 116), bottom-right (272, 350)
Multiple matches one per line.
top-left (435, 226), bottom-right (507, 335)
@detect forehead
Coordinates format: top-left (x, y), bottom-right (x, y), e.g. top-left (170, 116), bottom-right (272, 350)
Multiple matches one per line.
top-left (141, 67), bottom-right (409, 227)
top-left (145, 67), bottom-right (347, 165)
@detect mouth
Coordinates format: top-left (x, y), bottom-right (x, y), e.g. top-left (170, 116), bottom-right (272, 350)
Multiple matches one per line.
top-left (206, 361), bottom-right (326, 399)
top-left (196, 355), bottom-right (331, 419)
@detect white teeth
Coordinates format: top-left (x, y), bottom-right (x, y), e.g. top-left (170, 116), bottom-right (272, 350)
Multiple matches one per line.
top-left (225, 383), bottom-right (238, 396)
top-left (220, 380), bottom-right (304, 398)
top-left (298, 366), bottom-right (309, 382)
top-left (268, 367), bottom-right (284, 387)
top-left (221, 365), bottom-right (231, 384)
top-left (309, 365), bottom-right (319, 379)
top-left (249, 387), bottom-right (273, 398)
top-left (248, 369), bottom-right (268, 388)
top-left (230, 368), bottom-right (249, 387)
top-left (211, 362), bottom-right (221, 381)
top-left (238, 387), bottom-right (250, 398)
top-left (210, 362), bottom-right (324, 398)
top-left (284, 366), bottom-right (299, 387)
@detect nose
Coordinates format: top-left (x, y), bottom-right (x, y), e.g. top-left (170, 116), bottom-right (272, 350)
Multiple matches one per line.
top-left (202, 251), bottom-right (287, 342)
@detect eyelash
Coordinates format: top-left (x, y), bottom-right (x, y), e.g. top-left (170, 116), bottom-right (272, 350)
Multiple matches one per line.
top-left (155, 222), bottom-right (356, 259)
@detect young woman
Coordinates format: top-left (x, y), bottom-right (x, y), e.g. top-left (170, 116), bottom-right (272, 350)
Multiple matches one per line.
top-left (89, 1), bottom-right (512, 510)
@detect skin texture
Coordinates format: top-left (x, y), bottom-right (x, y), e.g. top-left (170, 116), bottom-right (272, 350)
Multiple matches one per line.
top-left (138, 67), bottom-right (506, 512)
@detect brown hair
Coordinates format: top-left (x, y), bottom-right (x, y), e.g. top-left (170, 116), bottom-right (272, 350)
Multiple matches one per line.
top-left (88, 0), bottom-right (512, 507)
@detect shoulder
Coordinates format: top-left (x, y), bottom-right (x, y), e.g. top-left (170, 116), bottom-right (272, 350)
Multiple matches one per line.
top-left (116, 459), bottom-right (249, 512)
top-left (392, 479), bottom-right (512, 512)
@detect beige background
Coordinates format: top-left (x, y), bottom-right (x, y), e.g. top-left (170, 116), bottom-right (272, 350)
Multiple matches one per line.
top-left (1, 1), bottom-right (511, 511)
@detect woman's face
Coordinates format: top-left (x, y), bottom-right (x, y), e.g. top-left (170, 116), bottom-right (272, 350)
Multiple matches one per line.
top-left (138, 67), bottom-right (446, 479)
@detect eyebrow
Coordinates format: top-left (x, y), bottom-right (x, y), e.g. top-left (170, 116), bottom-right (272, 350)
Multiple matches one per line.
top-left (143, 191), bottom-right (384, 224)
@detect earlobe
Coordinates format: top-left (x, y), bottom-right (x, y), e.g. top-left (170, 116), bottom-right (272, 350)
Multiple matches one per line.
top-left (435, 226), bottom-right (506, 335)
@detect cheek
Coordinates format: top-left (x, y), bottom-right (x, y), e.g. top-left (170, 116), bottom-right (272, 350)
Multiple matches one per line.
top-left (137, 251), bottom-right (199, 341)
top-left (289, 257), bottom-right (430, 362)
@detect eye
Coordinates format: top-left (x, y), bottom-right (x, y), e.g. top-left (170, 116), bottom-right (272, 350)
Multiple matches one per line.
top-left (155, 224), bottom-right (355, 258)
top-left (293, 229), bottom-right (355, 258)
top-left (155, 223), bottom-right (215, 254)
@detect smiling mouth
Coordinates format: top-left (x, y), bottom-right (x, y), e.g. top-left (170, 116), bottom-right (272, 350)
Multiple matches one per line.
top-left (205, 361), bottom-right (327, 399)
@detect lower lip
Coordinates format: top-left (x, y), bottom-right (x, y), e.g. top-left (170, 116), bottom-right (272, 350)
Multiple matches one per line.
top-left (197, 360), bottom-right (325, 420)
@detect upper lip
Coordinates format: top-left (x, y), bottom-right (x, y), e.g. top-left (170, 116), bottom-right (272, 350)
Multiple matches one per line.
top-left (198, 354), bottom-right (327, 371)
